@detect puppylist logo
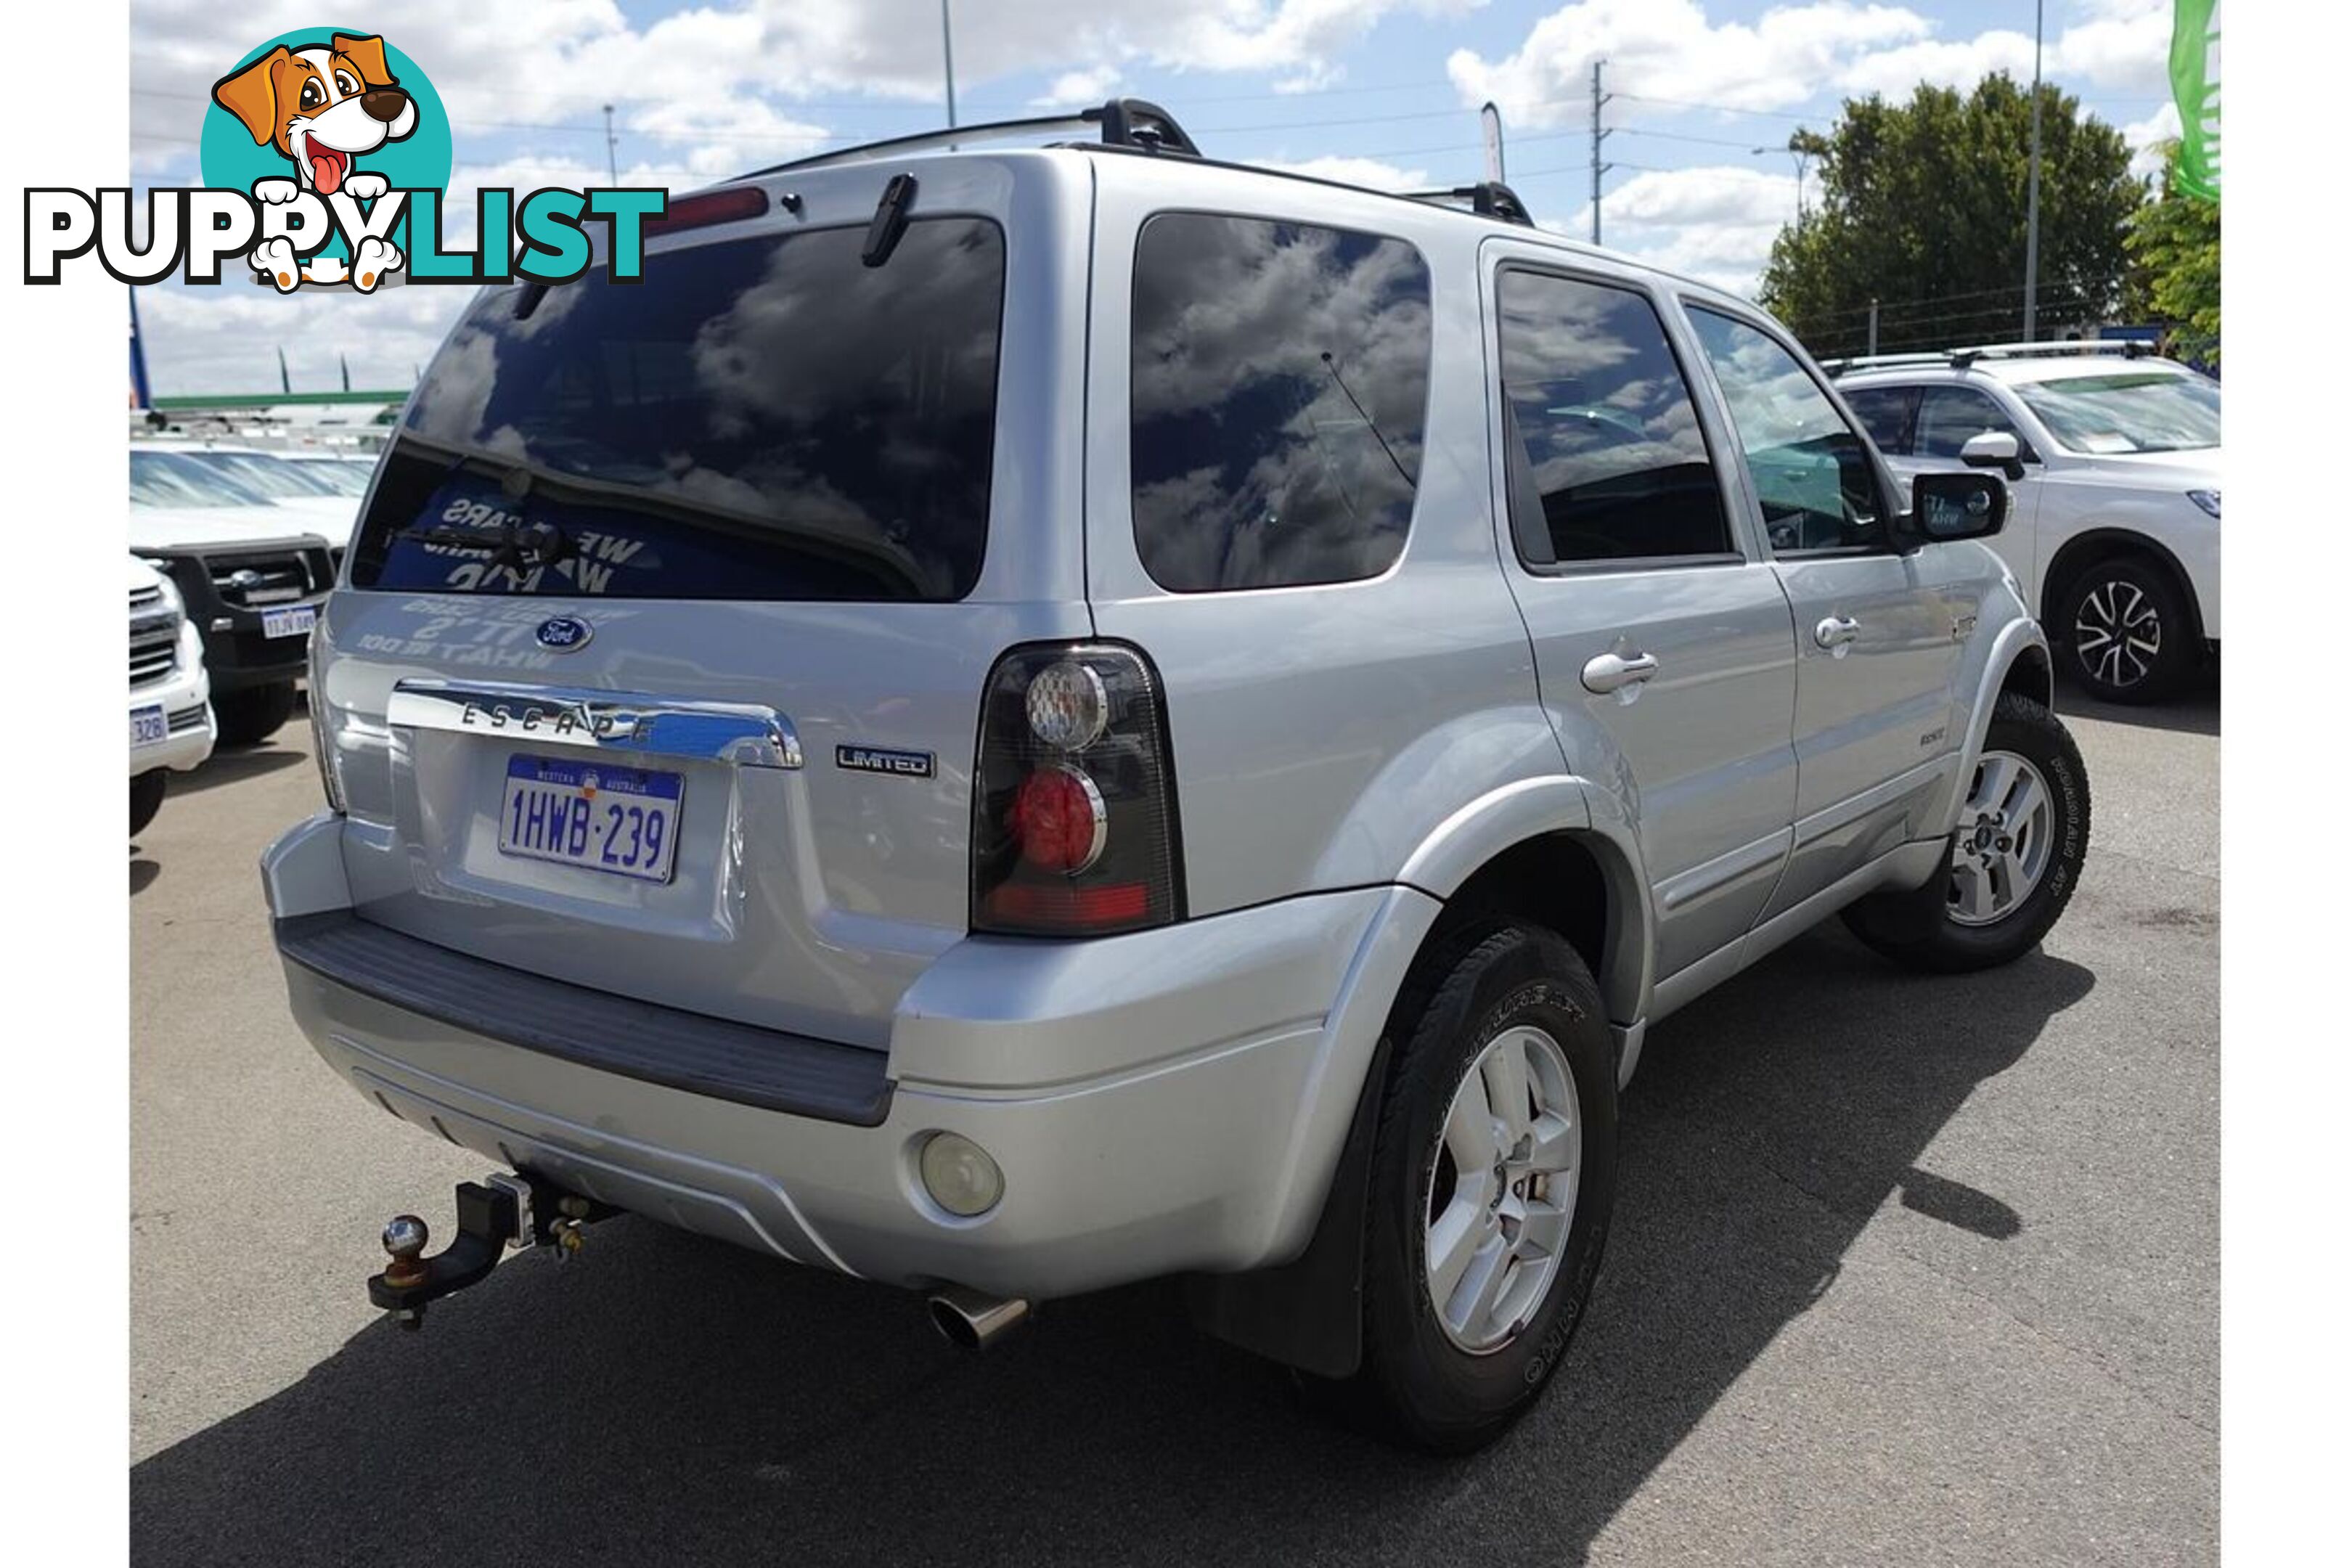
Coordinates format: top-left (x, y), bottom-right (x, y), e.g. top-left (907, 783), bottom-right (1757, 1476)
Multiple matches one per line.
top-left (26, 28), bottom-right (665, 290)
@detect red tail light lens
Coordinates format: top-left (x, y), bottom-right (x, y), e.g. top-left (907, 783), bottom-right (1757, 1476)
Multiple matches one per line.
top-left (640, 184), bottom-right (767, 240)
top-left (972, 643), bottom-right (1183, 936)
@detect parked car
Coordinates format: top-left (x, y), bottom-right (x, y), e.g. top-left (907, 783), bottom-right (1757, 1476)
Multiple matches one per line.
top-left (128, 555), bottom-right (215, 834)
top-left (279, 450), bottom-right (379, 497)
top-left (131, 446), bottom-right (335, 745)
top-left (264, 104), bottom-right (2089, 1452)
top-left (141, 442), bottom-right (362, 552)
top-left (1829, 343), bottom-right (2218, 703)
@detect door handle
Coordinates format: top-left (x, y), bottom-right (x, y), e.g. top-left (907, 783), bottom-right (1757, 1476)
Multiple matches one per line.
top-left (1582, 650), bottom-right (1660, 695)
top-left (1814, 616), bottom-right (1861, 652)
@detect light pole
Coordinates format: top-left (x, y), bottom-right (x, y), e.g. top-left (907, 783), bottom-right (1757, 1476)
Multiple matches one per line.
top-left (1754, 141), bottom-right (1810, 221)
top-left (941, 1), bottom-right (958, 128)
top-left (2023, 0), bottom-right (2045, 340)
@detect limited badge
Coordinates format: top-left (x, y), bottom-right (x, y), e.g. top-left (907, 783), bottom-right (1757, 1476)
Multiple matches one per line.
top-left (836, 744), bottom-right (934, 779)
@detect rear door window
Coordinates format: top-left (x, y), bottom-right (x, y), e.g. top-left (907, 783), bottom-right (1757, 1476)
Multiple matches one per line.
top-left (1130, 213), bottom-right (1432, 592)
top-left (1495, 269), bottom-right (1733, 565)
top-left (348, 218), bottom-right (1005, 601)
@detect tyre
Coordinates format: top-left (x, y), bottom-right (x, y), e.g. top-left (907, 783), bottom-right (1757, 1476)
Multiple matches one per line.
top-left (1339, 920), bottom-right (1617, 1453)
top-left (213, 682), bottom-right (297, 746)
top-left (130, 770), bottom-right (168, 837)
top-left (2060, 556), bottom-right (2194, 703)
top-left (1843, 693), bottom-right (2090, 973)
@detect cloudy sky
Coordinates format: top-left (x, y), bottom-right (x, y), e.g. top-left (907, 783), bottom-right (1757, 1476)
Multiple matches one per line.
top-left (129, 0), bottom-right (2186, 394)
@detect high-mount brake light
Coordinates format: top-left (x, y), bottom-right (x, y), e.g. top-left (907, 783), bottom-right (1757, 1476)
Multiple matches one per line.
top-left (972, 643), bottom-right (1183, 937)
top-left (642, 185), bottom-right (769, 240)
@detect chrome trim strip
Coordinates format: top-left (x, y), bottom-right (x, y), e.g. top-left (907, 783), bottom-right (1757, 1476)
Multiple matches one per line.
top-left (387, 679), bottom-right (804, 769)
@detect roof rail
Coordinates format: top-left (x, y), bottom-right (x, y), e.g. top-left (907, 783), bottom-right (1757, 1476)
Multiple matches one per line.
top-left (1402, 181), bottom-right (1535, 228)
top-left (1825, 338), bottom-right (2157, 376)
top-left (738, 97), bottom-right (1201, 179)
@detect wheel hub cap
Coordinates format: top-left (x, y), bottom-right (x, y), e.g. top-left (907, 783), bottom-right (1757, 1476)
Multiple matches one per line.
top-left (1422, 1024), bottom-right (1582, 1355)
top-left (1948, 748), bottom-right (2057, 927)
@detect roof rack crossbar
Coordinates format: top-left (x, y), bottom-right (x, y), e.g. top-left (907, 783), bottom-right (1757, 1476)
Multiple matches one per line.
top-left (1402, 181), bottom-right (1535, 228)
top-left (738, 97), bottom-right (1201, 180)
top-left (1827, 338), bottom-right (2156, 375)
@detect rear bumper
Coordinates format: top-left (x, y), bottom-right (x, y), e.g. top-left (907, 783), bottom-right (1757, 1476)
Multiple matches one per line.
top-left (264, 812), bottom-right (1438, 1299)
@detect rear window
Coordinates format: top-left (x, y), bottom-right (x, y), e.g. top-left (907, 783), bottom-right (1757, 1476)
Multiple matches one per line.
top-left (1130, 213), bottom-right (1432, 592)
top-left (349, 218), bottom-right (1005, 600)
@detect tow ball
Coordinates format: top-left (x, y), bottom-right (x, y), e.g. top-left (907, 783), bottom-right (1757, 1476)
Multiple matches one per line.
top-left (369, 1171), bottom-right (613, 1330)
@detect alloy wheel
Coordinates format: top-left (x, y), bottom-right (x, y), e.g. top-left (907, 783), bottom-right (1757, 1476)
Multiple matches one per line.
top-left (1948, 748), bottom-right (2056, 926)
top-left (1421, 1024), bottom-right (1581, 1354)
top-left (2074, 577), bottom-right (2163, 692)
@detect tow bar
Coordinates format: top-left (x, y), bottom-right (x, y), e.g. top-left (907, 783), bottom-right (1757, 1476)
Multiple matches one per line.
top-left (369, 1171), bottom-right (615, 1330)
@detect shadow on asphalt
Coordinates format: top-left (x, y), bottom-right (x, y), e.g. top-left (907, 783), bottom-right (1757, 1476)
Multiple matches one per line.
top-left (172, 745), bottom-right (308, 798)
top-left (2054, 666), bottom-right (2220, 738)
top-left (130, 923), bottom-right (2093, 1567)
top-left (129, 856), bottom-right (160, 897)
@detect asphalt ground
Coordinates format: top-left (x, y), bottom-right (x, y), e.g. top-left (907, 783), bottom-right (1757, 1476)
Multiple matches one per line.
top-left (129, 677), bottom-right (2218, 1567)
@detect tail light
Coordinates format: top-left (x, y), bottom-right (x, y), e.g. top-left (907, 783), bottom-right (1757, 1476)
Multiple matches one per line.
top-left (972, 642), bottom-right (1183, 936)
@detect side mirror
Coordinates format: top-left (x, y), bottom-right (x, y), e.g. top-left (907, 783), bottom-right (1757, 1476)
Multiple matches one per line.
top-left (1896, 470), bottom-right (2008, 550)
top-left (1960, 429), bottom-right (2026, 481)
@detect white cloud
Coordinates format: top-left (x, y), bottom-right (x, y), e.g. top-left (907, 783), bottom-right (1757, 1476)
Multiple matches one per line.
top-left (1450, 1), bottom-right (1935, 125)
top-left (2123, 98), bottom-right (2183, 180)
top-left (1256, 155), bottom-right (1433, 191)
top-left (1032, 66), bottom-right (1124, 108)
top-left (1453, 0), bottom-right (2175, 128)
top-left (1563, 164), bottom-right (1800, 295)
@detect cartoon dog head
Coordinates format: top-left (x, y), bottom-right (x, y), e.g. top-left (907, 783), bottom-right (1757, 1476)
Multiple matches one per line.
top-left (211, 34), bottom-right (417, 197)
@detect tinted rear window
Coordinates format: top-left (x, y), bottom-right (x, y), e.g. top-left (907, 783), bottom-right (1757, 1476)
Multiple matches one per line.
top-left (350, 219), bottom-right (1005, 600)
top-left (1130, 213), bottom-right (1432, 592)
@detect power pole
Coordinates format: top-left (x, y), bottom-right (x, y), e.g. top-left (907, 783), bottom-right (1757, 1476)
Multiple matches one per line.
top-left (1590, 58), bottom-right (1613, 245)
top-left (1867, 298), bottom-right (1879, 356)
top-left (603, 104), bottom-right (618, 183)
top-left (941, 1), bottom-right (958, 128)
top-left (2023, 0), bottom-right (2044, 340)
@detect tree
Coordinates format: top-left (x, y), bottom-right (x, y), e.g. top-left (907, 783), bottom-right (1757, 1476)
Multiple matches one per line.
top-left (2123, 140), bottom-right (2220, 368)
top-left (1756, 76), bottom-right (2140, 358)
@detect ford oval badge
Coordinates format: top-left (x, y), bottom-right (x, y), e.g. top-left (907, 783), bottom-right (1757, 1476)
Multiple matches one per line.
top-left (535, 616), bottom-right (593, 652)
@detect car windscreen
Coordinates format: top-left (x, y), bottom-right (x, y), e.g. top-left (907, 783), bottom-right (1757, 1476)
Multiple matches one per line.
top-left (298, 460), bottom-right (375, 496)
top-left (187, 451), bottom-right (344, 499)
top-left (131, 448), bottom-right (274, 508)
top-left (348, 217), bottom-right (1006, 601)
top-left (2012, 372), bottom-right (2219, 454)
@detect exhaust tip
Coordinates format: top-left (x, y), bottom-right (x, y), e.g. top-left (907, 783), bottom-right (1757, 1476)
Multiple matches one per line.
top-left (928, 1285), bottom-right (1029, 1350)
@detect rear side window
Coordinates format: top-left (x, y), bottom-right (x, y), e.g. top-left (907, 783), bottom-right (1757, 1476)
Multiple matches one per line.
top-left (1496, 269), bottom-right (1732, 564)
top-left (1130, 213), bottom-right (1432, 592)
top-left (349, 218), bottom-right (1005, 601)
top-left (1842, 385), bottom-right (1916, 454)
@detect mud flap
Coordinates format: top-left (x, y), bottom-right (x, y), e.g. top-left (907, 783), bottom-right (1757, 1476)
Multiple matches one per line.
top-left (1183, 1036), bottom-right (1392, 1380)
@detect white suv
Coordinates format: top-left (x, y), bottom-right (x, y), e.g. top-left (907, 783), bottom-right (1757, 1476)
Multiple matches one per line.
top-left (1833, 343), bottom-right (2218, 703)
top-left (128, 556), bottom-right (215, 834)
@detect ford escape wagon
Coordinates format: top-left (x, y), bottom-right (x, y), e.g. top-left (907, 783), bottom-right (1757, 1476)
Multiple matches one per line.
top-left (266, 101), bottom-right (2088, 1452)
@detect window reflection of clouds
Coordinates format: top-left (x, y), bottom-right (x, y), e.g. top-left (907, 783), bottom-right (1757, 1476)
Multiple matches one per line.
top-left (1131, 214), bottom-right (1432, 592)
top-left (375, 221), bottom-right (1004, 601)
top-left (1498, 273), bottom-right (1720, 542)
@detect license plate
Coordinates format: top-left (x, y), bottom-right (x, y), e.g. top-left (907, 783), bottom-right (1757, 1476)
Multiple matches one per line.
top-left (261, 605), bottom-right (317, 640)
top-left (131, 704), bottom-right (168, 748)
top-left (497, 754), bottom-right (684, 883)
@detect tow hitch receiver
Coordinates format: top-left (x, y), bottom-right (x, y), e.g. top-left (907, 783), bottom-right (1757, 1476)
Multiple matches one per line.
top-left (368, 1172), bottom-right (612, 1330)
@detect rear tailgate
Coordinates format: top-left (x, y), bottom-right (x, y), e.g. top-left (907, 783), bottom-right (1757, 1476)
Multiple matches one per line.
top-left (314, 154), bottom-right (1093, 1048)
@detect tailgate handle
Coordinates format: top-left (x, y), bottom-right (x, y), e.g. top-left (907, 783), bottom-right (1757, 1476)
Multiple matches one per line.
top-left (387, 679), bottom-right (804, 769)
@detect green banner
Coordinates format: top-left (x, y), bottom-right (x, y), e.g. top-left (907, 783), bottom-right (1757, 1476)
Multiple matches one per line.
top-left (2171, 0), bottom-right (2220, 200)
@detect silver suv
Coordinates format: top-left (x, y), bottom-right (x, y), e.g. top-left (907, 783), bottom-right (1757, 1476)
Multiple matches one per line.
top-left (264, 102), bottom-right (2090, 1452)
